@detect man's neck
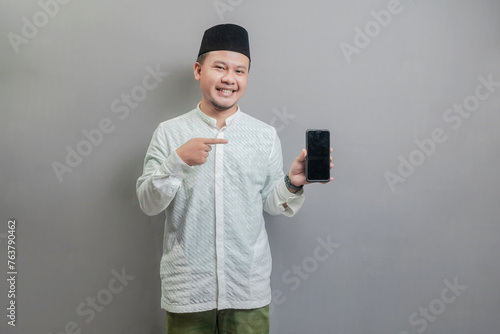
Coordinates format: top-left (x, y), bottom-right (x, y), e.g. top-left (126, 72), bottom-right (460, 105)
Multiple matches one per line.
top-left (199, 101), bottom-right (238, 129)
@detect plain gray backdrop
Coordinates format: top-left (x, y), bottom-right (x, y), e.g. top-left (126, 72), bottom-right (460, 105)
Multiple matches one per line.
top-left (1, 0), bottom-right (499, 333)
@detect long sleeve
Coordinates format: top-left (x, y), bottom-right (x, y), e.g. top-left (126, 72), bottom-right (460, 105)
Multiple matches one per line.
top-left (262, 131), bottom-right (305, 216)
top-left (136, 124), bottom-right (194, 216)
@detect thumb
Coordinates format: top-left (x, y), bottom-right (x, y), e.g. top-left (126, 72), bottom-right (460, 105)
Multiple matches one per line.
top-left (297, 149), bottom-right (307, 161)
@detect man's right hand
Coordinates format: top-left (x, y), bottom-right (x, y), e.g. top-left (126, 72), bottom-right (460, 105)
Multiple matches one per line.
top-left (176, 138), bottom-right (228, 166)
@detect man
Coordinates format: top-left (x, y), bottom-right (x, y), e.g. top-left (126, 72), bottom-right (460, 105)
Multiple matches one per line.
top-left (136, 23), bottom-right (333, 334)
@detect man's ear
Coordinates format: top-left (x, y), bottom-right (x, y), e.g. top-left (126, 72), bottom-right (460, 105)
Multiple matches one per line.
top-left (193, 62), bottom-right (202, 81)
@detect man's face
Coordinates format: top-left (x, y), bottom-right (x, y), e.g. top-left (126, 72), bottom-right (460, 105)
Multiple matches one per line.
top-left (194, 50), bottom-right (249, 114)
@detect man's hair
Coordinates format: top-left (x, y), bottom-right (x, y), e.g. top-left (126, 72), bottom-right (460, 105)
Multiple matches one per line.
top-left (196, 52), bottom-right (251, 71)
top-left (196, 53), bottom-right (208, 66)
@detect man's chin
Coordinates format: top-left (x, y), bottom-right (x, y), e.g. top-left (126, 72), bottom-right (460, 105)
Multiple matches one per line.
top-left (211, 101), bottom-right (237, 112)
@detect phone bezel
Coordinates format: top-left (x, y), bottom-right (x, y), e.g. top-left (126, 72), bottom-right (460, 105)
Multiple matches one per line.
top-left (305, 129), bottom-right (330, 182)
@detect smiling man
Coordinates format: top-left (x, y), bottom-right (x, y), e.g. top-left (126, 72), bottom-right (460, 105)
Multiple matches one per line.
top-left (136, 24), bottom-right (333, 334)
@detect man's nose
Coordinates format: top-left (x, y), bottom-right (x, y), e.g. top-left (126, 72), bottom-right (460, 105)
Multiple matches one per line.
top-left (221, 71), bottom-right (236, 84)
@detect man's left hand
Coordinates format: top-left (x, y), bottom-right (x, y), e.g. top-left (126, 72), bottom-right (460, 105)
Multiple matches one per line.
top-left (288, 148), bottom-right (334, 189)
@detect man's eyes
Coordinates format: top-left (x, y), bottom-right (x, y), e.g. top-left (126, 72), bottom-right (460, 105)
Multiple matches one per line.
top-left (213, 66), bottom-right (245, 74)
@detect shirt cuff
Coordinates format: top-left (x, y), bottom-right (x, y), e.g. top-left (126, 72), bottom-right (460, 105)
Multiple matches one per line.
top-left (277, 179), bottom-right (304, 202)
top-left (158, 150), bottom-right (195, 180)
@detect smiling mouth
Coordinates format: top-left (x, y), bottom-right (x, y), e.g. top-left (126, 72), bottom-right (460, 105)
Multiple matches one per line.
top-left (217, 88), bottom-right (236, 94)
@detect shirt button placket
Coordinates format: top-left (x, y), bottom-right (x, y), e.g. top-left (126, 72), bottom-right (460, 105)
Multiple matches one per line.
top-left (214, 129), bottom-right (226, 307)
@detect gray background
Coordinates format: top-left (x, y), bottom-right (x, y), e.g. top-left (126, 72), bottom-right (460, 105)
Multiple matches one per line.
top-left (1, 0), bottom-right (499, 333)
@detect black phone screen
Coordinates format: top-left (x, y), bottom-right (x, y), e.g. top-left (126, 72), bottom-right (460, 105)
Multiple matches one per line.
top-left (306, 130), bottom-right (330, 182)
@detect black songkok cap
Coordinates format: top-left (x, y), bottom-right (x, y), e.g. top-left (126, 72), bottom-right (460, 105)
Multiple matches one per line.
top-left (198, 24), bottom-right (250, 61)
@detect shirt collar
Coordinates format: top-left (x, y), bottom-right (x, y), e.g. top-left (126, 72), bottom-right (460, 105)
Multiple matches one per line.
top-left (196, 102), bottom-right (242, 129)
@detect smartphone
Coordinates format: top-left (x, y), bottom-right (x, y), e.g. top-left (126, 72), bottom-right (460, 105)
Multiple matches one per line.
top-left (306, 129), bottom-right (330, 182)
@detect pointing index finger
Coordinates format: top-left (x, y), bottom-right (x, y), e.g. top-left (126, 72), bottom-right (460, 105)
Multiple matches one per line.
top-left (203, 138), bottom-right (228, 145)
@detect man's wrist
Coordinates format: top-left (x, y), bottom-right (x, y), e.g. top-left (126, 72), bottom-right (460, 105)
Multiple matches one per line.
top-left (161, 151), bottom-right (194, 179)
top-left (284, 174), bottom-right (303, 193)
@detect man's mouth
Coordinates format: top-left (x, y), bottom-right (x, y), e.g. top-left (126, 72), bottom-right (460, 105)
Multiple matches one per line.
top-left (217, 88), bottom-right (236, 94)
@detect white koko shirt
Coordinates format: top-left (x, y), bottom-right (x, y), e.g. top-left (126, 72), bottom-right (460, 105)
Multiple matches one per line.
top-left (136, 104), bottom-right (305, 313)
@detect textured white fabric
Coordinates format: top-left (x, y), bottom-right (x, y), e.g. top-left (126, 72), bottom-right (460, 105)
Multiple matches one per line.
top-left (136, 104), bottom-right (305, 313)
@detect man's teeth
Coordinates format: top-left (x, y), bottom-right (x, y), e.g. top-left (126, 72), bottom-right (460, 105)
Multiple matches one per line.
top-left (219, 89), bottom-right (233, 93)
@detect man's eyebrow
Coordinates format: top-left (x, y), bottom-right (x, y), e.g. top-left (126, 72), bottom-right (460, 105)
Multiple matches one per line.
top-left (212, 60), bottom-right (228, 67)
top-left (212, 60), bottom-right (247, 70)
